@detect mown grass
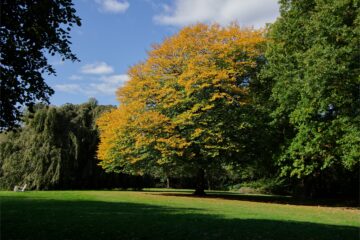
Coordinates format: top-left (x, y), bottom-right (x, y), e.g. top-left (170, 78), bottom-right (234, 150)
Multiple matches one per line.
top-left (1, 190), bottom-right (359, 240)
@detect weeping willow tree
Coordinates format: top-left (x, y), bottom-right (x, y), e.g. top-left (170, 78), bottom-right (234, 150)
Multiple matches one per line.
top-left (0, 99), bottom-right (120, 190)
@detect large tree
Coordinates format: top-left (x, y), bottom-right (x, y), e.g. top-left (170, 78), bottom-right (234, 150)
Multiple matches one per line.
top-left (0, 0), bottom-right (81, 130)
top-left (264, 0), bottom-right (360, 196)
top-left (97, 24), bottom-right (266, 195)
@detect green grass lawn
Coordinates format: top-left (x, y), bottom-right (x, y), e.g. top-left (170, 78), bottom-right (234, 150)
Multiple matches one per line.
top-left (1, 190), bottom-right (359, 240)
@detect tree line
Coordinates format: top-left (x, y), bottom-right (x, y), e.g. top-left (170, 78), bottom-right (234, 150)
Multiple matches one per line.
top-left (0, 0), bottom-right (358, 197)
top-left (0, 99), bottom-right (148, 190)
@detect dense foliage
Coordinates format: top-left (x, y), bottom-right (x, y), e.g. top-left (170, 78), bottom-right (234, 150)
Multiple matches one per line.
top-left (97, 24), bottom-right (268, 194)
top-left (97, 1), bottom-right (359, 197)
top-left (0, 100), bottom-right (146, 190)
top-left (0, 0), bottom-right (81, 130)
top-left (263, 0), bottom-right (360, 197)
top-left (2, 0), bottom-right (358, 198)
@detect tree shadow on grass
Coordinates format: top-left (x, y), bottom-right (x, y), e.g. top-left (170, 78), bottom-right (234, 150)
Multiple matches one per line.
top-left (1, 196), bottom-right (358, 240)
top-left (148, 191), bottom-right (359, 208)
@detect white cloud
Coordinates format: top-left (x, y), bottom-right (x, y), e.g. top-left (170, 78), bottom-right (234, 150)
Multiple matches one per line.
top-left (55, 74), bottom-right (129, 96)
top-left (81, 62), bottom-right (114, 75)
top-left (153, 0), bottom-right (279, 28)
top-left (54, 84), bottom-right (82, 93)
top-left (90, 74), bottom-right (129, 95)
top-left (69, 75), bottom-right (83, 81)
top-left (101, 74), bottom-right (129, 84)
top-left (95, 0), bottom-right (129, 13)
top-left (145, 0), bottom-right (171, 12)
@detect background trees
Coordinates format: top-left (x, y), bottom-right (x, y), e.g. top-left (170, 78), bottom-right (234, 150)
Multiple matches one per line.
top-left (263, 0), bottom-right (360, 197)
top-left (1, 0), bottom-right (357, 198)
top-left (0, 100), bottom-right (146, 190)
top-left (97, 24), bottom-right (268, 195)
top-left (0, 0), bottom-right (81, 130)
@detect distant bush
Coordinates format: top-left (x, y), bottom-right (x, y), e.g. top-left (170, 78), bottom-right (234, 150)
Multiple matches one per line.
top-left (228, 178), bottom-right (288, 195)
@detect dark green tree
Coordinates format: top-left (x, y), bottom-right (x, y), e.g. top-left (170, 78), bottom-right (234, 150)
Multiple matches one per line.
top-left (0, 99), bottom-right (120, 190)
top-left (0, 0), bottom-right (81, 130)
top-left (264, 0), bottom-right (360, 197)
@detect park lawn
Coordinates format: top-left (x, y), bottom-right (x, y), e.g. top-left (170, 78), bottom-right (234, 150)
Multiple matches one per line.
top-left (0, 190), bottom-right (359, 240)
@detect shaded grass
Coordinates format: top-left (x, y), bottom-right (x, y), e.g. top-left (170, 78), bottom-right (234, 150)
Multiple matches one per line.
top-left (149, 190), bottom-right (359, 208)
top-left (1, 190), bottom-right (359, 240)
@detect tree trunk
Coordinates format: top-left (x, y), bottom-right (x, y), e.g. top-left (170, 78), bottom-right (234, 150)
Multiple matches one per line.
top-left (194, 168), bottom-right (206, 196)
top-left (206, 170), bottom-right (211, 190)
top-left (166, 177), bottom-right (170, 189)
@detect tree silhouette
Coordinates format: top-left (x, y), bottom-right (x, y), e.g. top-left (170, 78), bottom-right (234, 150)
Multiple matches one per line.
top-left (0, 0), bottom-right (81, 130)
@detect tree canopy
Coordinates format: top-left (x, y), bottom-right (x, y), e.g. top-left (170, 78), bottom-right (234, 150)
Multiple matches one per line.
top-left (0, 99), bottom-right (122, 190)
top-left (2, 0), bottom-right (358, 198)
top-left (0, 0), bottom-right (81, 130)
top-left (263, 0), bottom-right (360, 196)
top-left (97, 24), bottom-right (267, 194)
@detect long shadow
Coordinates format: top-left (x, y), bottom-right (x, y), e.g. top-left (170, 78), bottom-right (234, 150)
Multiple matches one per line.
top-left (148, 191), bottom-right (359, 208)
top-left (1, 195), bottom-right (358, 240)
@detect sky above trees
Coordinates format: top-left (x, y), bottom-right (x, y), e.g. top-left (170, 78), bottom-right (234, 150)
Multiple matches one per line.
top-left (48, 0), bottom-right (279, 106)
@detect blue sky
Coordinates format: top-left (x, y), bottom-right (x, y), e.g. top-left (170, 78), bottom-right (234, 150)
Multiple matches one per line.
top-left (48, 0), bottom-right (280, 106)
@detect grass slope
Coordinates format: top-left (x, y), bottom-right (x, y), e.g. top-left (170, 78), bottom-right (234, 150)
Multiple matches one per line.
top-left (1, 190), bottom-right (359, 240)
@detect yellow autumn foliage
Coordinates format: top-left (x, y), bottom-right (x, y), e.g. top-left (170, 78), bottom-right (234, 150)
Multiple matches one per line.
top-left (97, 23), bottom-right (266, 174)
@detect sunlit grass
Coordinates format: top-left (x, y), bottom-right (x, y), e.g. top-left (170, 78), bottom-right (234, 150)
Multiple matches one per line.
top-left (1, 190), bottom-right (359, 240)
